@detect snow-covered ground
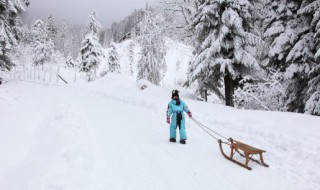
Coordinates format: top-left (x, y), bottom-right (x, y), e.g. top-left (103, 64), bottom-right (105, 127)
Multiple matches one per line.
top-left (1, 74), bottom-right (319, 190)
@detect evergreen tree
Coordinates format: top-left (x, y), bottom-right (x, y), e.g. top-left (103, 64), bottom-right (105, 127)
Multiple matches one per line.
top-left (46, 15), bottom-right (58, 45)
top-left (57, 19), bottom-right (69, 56)
top-left (0, 0), bottom-right (27, 70)
top-left (31, 20), bottom-right (46, 66)
top-left (70, 25), bottom-right (83, 58)
top-left (87, 10), bottom-right (101, 36)
top-left (108, 42), bottom-right (121, 73)
top-left (262, 0), bottom-right (319, 113)
top-left (128, 41), bottom-right (135, 76)
top-left (79, 33), bottom-right (103, 81)
top-left (137, 11), bottom-right (167, 86)
top-left (305, 91), bottom-right (320, 116)
top-left (79, 11), bottom-right (104, 81)
top-left (65, 54), bottom-right (75, 68)
top-left (187, 0), bottom-right (263, 107)
top-left (298, 0), bottom-right (320, 115)
top-left (137, 47), bottom-right (161, 85)
top-left (31, 19), bottom-right (54, 66)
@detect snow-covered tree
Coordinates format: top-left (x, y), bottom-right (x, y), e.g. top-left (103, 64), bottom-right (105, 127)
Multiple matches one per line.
top-left (234, 70), bottom-right (287, 111)
top-left (305, 91), bottom-right (320, 116)
top-left (187, 0), bottom-right (263, 107)
top-left (56, 19), bottom-right (70, 56)
top-left (305, 63), bottom-right (320, 116)
top-left (262, 0), bottom-right (320, 113)
top-left (298, 0), bottom-right (320, 115)
top-left (79, 33), bottom-right (104, 81)
top-left (30, 19), bottom-right (57, 66)
top-left (137, 47), bottom-right (162, 85)
top-left (31, 20), bottom-right (46, 66)
top-left (87, 10), bottom-right (101, 36)
top-left (0, 0), bottom-right (28, 70)
top-left (128, 41), bottom-right (135, 76)
top-left (46, 15), bottom-right (58, 45)
top-left (157, 0), bottom-right (196, 44)
top-left (137, 11), bottom-right (167, 86)
top-left (70, 25), bottom-right (84, 58)
top-left (79, 11), bottom-right (104, 81)
top-left (262, 1), bottom-right (310, 71)
top-left (108, 42), bottom-right (121, 73)
top-left (65, 54), bottom-right (75, 68)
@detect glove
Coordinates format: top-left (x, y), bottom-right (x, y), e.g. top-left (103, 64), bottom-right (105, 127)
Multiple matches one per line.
top-left (167, 117), bottom-right (170, 124)
top-left (188, 112), bottom-right (192, 118)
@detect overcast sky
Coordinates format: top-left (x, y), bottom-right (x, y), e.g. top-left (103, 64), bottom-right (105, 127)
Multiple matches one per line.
top-left (22, 0), bottom-right (154, 28)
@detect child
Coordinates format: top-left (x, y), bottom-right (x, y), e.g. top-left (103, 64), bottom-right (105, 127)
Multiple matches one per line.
top-left (166, 90), bottom-right (192, 144)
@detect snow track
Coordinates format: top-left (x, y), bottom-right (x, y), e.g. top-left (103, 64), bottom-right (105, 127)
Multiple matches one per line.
top-left (0, 77), bottom-right (319, 190)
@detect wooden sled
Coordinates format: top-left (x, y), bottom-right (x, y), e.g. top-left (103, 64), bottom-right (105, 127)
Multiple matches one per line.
top-left (219, 138), bottom-right (269, 170)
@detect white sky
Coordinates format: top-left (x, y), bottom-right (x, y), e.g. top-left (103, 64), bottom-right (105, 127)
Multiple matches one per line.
top-left (22, 0), bottom-right (154, 27)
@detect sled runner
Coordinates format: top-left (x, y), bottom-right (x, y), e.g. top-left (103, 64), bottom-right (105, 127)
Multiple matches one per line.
top-left (219, 138), bottom-right (269, 170)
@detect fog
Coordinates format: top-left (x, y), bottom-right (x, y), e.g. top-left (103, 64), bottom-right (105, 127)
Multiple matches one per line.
top-left (22, 0), bottom-right (153, 27)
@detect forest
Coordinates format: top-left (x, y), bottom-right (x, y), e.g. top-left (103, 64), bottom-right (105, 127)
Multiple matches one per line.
top-left (0, 0), bottom-right (319, 116)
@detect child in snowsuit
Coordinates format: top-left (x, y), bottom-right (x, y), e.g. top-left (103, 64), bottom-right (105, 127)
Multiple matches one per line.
top-left (166, 90), bottom-right (192, 144)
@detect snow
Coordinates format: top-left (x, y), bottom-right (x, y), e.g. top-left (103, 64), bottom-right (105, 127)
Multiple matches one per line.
top-left (1, 74), bottom-right (320, 190)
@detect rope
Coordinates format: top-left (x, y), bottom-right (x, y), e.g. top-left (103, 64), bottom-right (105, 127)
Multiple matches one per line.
top-left (191, 118), bottom-right (229, 141)
top-left (193, 119), bottom-right (220, 141)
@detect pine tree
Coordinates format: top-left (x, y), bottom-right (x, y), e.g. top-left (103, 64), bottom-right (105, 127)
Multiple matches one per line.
top-left (108, 42), bottom-right (121, 73)
top-left (298, 0), bottom-right (320, 115)
top-left (187, 0), bottom-right (263, 107)
top-left (128, 41), bottom-right (135, 76)
top-left (137, 11), bottom-right (167, 86)
top-left (31, 19), bottom-right (56, 66)
top-left (70, 25), bottom-right (83, 58)
top-left (46, 15), bottom-right (58, 45)
top-left (87, 10), bottom-right (101, 36)
top-left (31, 20), bottom-right (46, 66)
top-left (65, 54), bottom-right (75, 68)
top-left (137, 47), bottom-right (161, 85)
top-left (79, 33), bottom-right (104, 81)
top-left (305, 63), bottom-right (320, 115)
top-left (57, 19), bottom-right (69, 56)
top-left (262, 0), bottom-right (319, 113)
top-left (79, 11), bottom-right (104, 81)
top-left (305, 91), bottom-right (320, 116)
top-left (262, 1), bottom-right (308, 71)
top-left (0, 0), bottom-right (27, 70)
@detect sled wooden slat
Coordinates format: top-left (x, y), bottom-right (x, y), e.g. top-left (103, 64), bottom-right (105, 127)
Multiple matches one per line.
top-left (231, 140), bottom-right (265, 154)
top-left (219, 138), bottom-right (269, 170)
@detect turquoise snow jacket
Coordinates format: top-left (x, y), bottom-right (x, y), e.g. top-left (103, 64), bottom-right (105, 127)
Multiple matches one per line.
top-left (167, 99), bottom-right (190, 119)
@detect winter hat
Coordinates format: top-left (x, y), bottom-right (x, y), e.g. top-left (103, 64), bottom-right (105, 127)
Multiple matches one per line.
top-left (171, 89), bottom-right (180, 99)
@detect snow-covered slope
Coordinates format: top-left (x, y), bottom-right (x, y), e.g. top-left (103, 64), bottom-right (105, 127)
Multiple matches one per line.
top-left (0, 75), bottom-right (319, 190)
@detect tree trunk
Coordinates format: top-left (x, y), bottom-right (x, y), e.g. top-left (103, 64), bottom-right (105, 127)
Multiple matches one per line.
top-left (224, 73), bottom-right (234, 107)
top-left (204, 89), bottom-right (208, 102)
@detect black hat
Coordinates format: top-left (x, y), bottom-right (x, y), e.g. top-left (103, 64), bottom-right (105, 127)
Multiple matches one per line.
top-left (171, 89), bottom-right (179, 99)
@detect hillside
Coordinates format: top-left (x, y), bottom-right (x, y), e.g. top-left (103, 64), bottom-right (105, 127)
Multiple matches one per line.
top-left (0, 74), bottom-right (319, 190)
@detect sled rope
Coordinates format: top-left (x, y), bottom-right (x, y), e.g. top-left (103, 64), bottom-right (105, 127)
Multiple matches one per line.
top-left (191, 118), bottom-right (229, 141)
